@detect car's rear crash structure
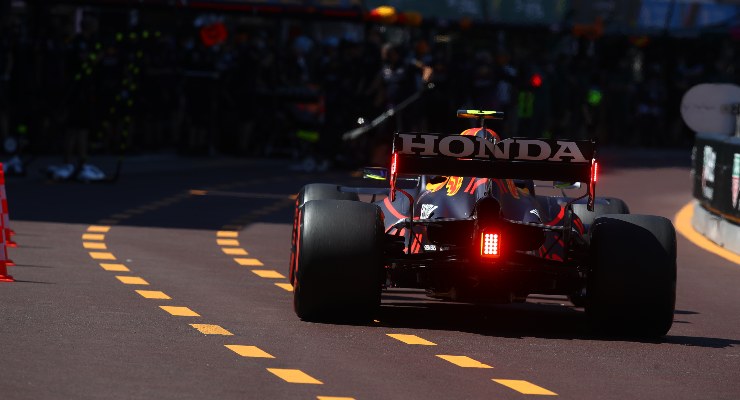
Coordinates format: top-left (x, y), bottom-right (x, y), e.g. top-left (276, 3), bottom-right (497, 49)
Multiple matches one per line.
top-left (289, 110), bottom-right (677, 338)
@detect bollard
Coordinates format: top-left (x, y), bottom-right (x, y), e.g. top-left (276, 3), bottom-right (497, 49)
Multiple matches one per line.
top-left (0, 214), bottom-right (13, 282)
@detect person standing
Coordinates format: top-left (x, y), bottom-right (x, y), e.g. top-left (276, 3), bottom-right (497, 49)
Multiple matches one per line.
top-left (57, 15), bottom-right (99, 179)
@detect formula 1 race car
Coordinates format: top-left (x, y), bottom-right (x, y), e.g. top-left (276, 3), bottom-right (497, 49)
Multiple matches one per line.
top-left (289, 110), bottom-right (677, 338)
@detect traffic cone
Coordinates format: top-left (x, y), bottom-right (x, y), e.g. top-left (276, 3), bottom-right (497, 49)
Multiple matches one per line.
top-left (0, 164), bottom-right (16, 248)
top-left (0, 216), bottom-right (13, 282)
top-left (2, 200), bottom-right (15, 248)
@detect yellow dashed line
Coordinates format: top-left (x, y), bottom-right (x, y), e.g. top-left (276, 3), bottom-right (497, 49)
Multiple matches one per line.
top-left (87, 226), bottom-right (111, 233)
top-left (217, 239), bottom-right (240, 246)
top-left (89, 252), bottom-right (116, 260)
top-left (493, 379), bottom-right (557, 396)
top-left (190, 189), bottom-right (207, 196)
top-left (116, 276), bottom-right (149, 285)
top-left (83, 242), bottom-right (107, 250)
top-left (387, 334), bottom-right (437, 345)
top-left (267, 369), bottom-right (323, 385)
top-left (217, 231), bottom-right (239, 238)
top-left (223, 248), bottom-right (248, 256)
top-left (160, 306), bottom-right (200, 317)
top-left (82, 233), bottom-right (105, 241)
top-left (190, 324), bottom-right (233, 335)
top-left (252, 270), bottom-right (285, 279)
top-left (675, 201), bottom-right (740, 265)
top-left (225, 345), bottom-right (274, 358)
top-left (437, 355), bottom-right (493, 368)
top-left (101, 263), bottom-right (130, 272)
top-left (275, 283), bottom-right (294, 292)
top-left (135, 290), bottom-right (171, 300)
top-left (235, 258), bottom-right (264, 267)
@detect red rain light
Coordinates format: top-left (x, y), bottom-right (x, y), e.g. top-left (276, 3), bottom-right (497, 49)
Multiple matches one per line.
top-left (481, 232), bottom-right (501, 259)
top-left (591, 160), bottom-right (598, 184)
top-left (390, 152), bottom-right (398, 178)
top-left (588, 159), bottom-right (598, 211)
top-left (389, 152), bottom-right (398, 201)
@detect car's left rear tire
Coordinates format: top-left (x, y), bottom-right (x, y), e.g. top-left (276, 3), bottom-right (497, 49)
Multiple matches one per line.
top-left (293, 200), bottom-right (384, 322)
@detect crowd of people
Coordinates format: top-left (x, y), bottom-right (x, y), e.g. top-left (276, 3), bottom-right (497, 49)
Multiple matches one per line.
top-left (0, 8), bottom-right (737, 173)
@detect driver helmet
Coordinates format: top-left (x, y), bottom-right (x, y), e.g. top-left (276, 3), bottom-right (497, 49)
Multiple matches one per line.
top-left (459, 127), bottom-right (500, 142)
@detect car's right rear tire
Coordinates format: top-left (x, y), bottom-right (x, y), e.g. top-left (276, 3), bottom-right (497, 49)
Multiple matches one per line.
top-left (293, 200), bottom-right (384, 322)
top-left (569, 198), bottom-right (630, 307)
top-left (586, 214), bottom-right (677, 338)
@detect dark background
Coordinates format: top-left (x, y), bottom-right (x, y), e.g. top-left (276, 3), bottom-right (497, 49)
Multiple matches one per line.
top-left (0, 0), bottom-right (738, 168)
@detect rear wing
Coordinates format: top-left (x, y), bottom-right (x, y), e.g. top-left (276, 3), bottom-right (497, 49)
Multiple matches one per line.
top-left (390, 132), bottom-right (598, 210)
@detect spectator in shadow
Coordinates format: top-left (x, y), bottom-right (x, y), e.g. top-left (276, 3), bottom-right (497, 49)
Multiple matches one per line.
top-left (51, 15), bottom-right (103, 181)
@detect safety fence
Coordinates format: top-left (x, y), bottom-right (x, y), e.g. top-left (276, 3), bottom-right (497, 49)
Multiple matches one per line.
top-left (693, 133), bottom-right (740, 223)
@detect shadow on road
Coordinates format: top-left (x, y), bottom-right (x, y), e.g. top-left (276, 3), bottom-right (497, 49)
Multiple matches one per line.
top-left (14, 264), bottom-right (55, 269)
top-left (369, 292), bottom-right (738, 348)
top-left (11, 279), bottom-right (55, 284)
top-left (377, 299), bottom-right (589, 340)
top-left (663, 335), bottom-right (740, 348)
top-left (9, 165), bottom-right (358, 231)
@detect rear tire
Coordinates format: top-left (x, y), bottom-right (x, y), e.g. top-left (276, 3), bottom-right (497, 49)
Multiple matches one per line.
top-left (293, 200), bottom-right (384, 322)
top-left (298, 184), bottom-right (360, 204)
top-left (572, 197), bottom-right (630, 229)
top-left (586, 214), bottom-right (677, 338)
top-left (569, 198), bottom-right (629, 307)
top-left (290, 184), bottom-right (359, 284)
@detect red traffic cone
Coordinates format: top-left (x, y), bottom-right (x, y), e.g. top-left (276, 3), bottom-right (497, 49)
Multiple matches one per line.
top-left (0, 164), bottom-right (16, 248)
top-left (0, 217), bottom-right (13, 282)
top-left (2, 199), bottom-right (15, 248)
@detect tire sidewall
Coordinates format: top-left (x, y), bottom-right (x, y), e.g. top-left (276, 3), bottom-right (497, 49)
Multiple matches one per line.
top-left (587, 214), bottom-right (677, 337)
top-left (293, 200), bottom-right (383, 321)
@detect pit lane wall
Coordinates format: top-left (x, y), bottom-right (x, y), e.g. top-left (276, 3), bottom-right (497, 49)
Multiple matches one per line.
top-left (692, 133), bottom-right (740, 254)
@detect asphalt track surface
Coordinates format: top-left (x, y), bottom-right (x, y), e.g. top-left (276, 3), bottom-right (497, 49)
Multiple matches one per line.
top-left (1, 150), bottom-right (739, 400)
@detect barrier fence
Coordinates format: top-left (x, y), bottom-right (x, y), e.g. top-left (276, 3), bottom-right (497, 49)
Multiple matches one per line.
top-left (693, 133), bottom-right (740, 223)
